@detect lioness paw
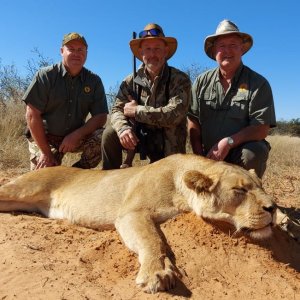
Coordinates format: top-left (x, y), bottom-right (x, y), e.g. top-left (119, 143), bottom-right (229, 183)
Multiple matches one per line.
top-left (136, 268), bottom-right (177, 294)
top-left (136, 257), bottom-right (179, 293)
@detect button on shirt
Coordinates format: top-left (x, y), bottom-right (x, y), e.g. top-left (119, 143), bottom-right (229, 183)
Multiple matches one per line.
top-left (23, 62), bottom-right (108, 136)
top-left (188, 63), bottom-right (276, 152)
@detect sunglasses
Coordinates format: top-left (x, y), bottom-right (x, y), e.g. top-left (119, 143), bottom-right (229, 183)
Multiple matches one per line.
top-left (138, 28), bottom-right (162, 38)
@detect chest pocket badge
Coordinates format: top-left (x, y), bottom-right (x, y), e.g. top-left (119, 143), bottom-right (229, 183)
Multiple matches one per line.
top-left (84, 86), bottom-right (91, 94)
top-left (238, 83), bottom-right (248, 93)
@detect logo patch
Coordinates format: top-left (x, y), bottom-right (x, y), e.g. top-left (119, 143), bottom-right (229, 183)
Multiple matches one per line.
top-left (238, 83), bottom-right (248, 92)
top-left (84, 86), bottom-right (91, 94)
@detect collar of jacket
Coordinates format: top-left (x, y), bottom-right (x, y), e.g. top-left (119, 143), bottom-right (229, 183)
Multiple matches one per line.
top-left (134, 62), bottom-right (170, 88)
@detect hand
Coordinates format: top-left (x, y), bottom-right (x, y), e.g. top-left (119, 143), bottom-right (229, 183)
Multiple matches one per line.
top-left (119, 128), bottom-right (139, 150)
top-left (59, 131), bottom-right (82, 153)
top-left (124, 95), bottom-right (138, 118)
top-left (36, 152), bottom-right (59, 169)
top-left (206, 137), bottom-right (231, 161)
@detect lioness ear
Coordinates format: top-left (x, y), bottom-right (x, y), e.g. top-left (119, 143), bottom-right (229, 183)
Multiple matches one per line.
top-left (184, 170), bottom-right (218, 193)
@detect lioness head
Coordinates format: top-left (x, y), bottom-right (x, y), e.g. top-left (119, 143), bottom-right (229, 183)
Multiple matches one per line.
top-left (184, 163), bottom-right (275, 239)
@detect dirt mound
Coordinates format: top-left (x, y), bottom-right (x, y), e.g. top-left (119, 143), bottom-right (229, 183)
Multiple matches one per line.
top-left (1, 202), bottom-right (299, 299)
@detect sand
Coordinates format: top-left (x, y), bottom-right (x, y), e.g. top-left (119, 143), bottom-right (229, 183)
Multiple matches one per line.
top-left (0, 169), bottom-right (299, 300)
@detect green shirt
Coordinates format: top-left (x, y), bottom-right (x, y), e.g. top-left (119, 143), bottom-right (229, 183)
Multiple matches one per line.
top-left (189, 63), bottom-right (276, 152)
top-left (23, 62), bottom-right (108, 136)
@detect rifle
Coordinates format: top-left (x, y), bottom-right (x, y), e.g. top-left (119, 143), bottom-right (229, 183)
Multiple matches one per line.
top-left (132, 31), bottom-right (137, 92)
top-left (121, 32), bottom-right (147, 168)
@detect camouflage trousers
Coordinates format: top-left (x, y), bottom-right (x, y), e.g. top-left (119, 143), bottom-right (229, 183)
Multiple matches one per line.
top-left (28, 128), bottom-right (104, 170)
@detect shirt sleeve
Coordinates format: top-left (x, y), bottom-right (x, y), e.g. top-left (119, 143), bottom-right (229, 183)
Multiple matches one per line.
top-left (110, 75), bottom-right (133, 135)
top-left (187, 76), bottom-right (201, 121)
top-left (22, 70), bottom-right (51, 112)
top-left (90, 75), bottom-right (109, 116)
top-left (249, 79), bottom-right (276, 127)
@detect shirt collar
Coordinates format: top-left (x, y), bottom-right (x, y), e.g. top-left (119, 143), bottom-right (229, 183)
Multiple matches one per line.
top-left (216, 62), bottom-right (244, 85)
top-left (135, 62), bottom-right (169, 87)
top-left (59, 62), bottom-right (85, 82)
top-left (231, 63), bottom-right (244, 86)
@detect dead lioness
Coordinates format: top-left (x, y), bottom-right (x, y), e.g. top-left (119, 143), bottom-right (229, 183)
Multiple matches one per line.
top-left (0, 154), bottom-right (276, 293)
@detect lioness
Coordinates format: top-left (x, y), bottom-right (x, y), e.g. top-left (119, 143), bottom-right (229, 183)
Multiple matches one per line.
top-left (0, 154), bottom-right (276, 293)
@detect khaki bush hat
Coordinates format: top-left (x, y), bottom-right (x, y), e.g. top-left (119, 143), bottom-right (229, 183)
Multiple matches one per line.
top-left (204, 20), bottom-right (253, 60)
top-left (62, 32), bottom-right (88, 48)
top-left (130, 23), bottom-right (177, 61)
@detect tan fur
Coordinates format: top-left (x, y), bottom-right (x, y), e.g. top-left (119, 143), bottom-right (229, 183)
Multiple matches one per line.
top-left (0, 154), bottom-right (275, 293)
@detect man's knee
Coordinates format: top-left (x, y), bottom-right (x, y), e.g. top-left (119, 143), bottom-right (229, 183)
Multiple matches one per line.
top-left (227, 141), bottom-right (270, 178)
top-left (101, 124), bottom-right (123, 169)
top-left (73, 128), bottom-right (104, 169)
top-left (28, 140), bottom-right (63, 170)
top-left (102, 124), bottom-right (119, 147)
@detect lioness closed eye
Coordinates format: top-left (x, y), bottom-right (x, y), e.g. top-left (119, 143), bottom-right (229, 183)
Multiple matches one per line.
top-left (0, 154), bottom-right (276, 293)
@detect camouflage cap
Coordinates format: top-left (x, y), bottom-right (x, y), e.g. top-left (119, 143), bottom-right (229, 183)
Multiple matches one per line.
top-left (62, 32), bottom-right (88, 48)
top-left (204, 20), bottom-right (253, 60)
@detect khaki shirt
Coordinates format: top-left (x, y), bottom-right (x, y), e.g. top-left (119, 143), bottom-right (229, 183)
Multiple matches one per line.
top-left (189, 63), bottom-right (276, 152)
top-left (23, 62), bottom-right (108, 136)
top-left (111, 63), bottom-right (191, 156)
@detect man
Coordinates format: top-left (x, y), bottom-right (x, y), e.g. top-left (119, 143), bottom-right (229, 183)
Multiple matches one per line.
top-left (102, 23), bottom-right (191, 169)
top-left (188, 20), bottom-right (276, 178)
top-left (23, 32), bottom-right (108, 170)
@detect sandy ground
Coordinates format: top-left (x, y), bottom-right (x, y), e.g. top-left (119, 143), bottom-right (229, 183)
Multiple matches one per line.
top-left (0, 168), bottom-right (299, 300)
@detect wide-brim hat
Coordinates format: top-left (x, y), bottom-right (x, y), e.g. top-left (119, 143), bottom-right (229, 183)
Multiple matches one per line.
top-left (204, 20), bottom-right (253, 60)
top-left (129, 23), bottom-right (177, 61)
top-left (62, 32), bottom-right (88, 48)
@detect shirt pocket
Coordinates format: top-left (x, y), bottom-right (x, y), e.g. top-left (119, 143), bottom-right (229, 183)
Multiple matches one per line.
top-left (46, 89), bottom-right (66, 113)
top-left (199, 93), bottom-right (218, 121)
top-left (78, 91), bottom-right (94, 111)
top-left (202, 92), bottom-right (218, 110)
top-left (228, 95), bottom-right (248, 119)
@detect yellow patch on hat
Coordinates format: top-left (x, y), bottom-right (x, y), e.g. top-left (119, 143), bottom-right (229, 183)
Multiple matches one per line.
top-left (84, 86), bottom-right (91, 94)
top-left (238, 83), bottom-right (248, 92)
top-left (70, 33), bottom-right (80, 39)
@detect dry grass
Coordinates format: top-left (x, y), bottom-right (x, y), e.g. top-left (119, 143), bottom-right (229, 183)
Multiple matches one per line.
top-left (0, 101), bottom-right (87, 170)
top-left (263, 135), bottom-right (300, 207)
top-left (0, 101), bottom-right (28, 170)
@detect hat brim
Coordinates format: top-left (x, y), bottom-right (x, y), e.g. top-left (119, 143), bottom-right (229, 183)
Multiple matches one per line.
top-left (204, 32), bottom-right (253, 60)
top-left (130, 37), bottom-right (177, 61)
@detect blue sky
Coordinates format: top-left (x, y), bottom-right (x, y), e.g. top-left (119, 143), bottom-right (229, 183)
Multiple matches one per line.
top-left (1, 0), bottom-right (299, 120)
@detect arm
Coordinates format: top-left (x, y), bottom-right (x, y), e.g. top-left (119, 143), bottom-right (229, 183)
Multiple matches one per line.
top-left (135, 73), bottom-right (191, 128)
top-left (59, 113), bottom-right (107, 153)
top-left (187, 73), bottom-right (205, 155)
top-left (231, 124), bottom-right (270, 146)
top-left (207, 72), bottom-right (275, 161)
top-left (207, 124), bottom-right (270, 161)
top-left (187, 115), bottom-right (204, 155)
top-left (110, 77), bottom-right (139, 150)
top-left (59, 74), bottom-right (109, 153)
top-left (26, 104), bottom-right (58, 168)
top-left (111, 79), bottom-right (134, 134)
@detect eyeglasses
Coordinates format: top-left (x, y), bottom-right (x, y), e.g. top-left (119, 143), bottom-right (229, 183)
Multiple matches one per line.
top-left (138, 28), bottom-right (163, 38)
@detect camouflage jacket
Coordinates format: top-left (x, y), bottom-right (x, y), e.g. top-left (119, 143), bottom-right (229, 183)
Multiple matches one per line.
top-left (110, 63), bottom-right (191, 156)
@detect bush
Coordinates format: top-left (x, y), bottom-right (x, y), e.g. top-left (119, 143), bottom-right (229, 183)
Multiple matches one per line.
top-left (270, 119), bottom-right (300, 137)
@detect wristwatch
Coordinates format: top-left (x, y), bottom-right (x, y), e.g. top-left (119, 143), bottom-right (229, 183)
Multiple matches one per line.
top-left (227, 137), bottom-right (234, 148)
